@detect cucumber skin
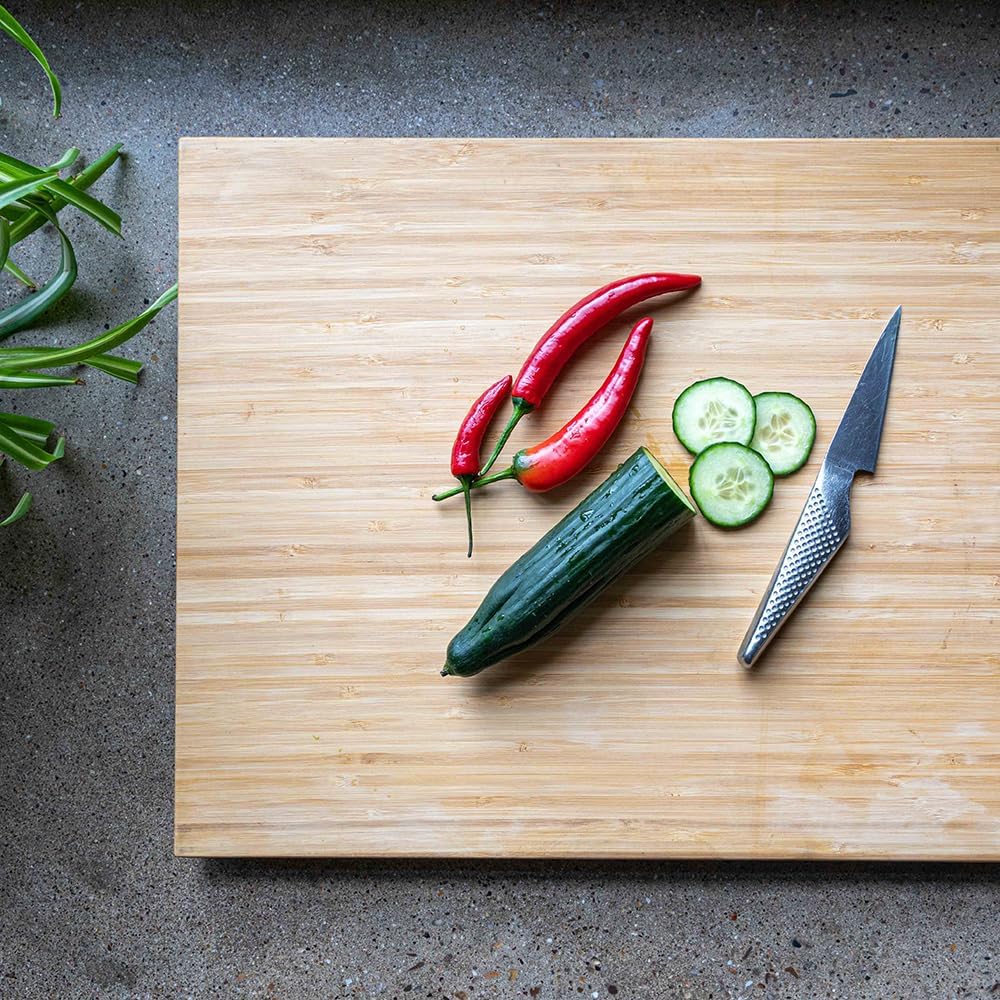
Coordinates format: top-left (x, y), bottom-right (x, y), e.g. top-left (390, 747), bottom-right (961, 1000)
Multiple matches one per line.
top-left (442, 448), bottom-right (696, 677)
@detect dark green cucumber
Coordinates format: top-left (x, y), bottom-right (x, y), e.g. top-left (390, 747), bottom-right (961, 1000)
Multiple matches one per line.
top-left (442, 447), bottom-right (696, 677)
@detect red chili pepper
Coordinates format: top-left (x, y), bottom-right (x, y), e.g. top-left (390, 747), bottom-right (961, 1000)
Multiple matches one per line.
top-left (434, 317), bottom-right (652, 501)
top-left (478, 272), bottom-right (700, 476)
top-left (447, 374), bottom-right (512, 557)
top-left (512, 317), bottom-right (652, 492)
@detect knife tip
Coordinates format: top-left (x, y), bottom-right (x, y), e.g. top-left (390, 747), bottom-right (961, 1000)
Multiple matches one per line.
top-left (881, 306), bottom-right (902, 346)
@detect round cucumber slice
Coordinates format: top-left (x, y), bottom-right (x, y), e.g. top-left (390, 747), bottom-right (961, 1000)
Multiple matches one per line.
top-left (688, 442), bottom-right (774, 528)
top-left (672, 377), bottom-right (756, 455)
top-left (751, 391), bottom-right (817, 476)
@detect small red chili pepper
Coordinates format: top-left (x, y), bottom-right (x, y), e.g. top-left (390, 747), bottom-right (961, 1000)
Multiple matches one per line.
top-left (434, 317), bottom-right (652, 501)
top-left (478, 272), bottom-right (700, 475)
top-left (447, 374), bottom-right (512, 557)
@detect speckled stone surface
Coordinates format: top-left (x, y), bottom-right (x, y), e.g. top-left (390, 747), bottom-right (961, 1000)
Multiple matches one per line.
top-left (1, 2), bottom-right (997, 997)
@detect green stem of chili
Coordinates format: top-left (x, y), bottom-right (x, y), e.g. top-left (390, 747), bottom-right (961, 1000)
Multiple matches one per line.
top-left (461, 476), bottom-right (474, 558)
top-left (432, 466), bottom-right (517, 502)
top-left (476, 397), bottom-right (533, 477)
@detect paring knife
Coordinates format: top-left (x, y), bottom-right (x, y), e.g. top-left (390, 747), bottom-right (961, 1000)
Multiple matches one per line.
top-left (738, 307), bottom-right (901, 668)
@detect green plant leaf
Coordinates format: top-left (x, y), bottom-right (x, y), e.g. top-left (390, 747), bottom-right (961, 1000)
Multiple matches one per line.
top-left (46, 147), bottom-right (80, 172)
top-left (0, 149), bottom-right (46, 177)
top-left (40, 177), bottom-right (121, 235)
top-left (0, 170), bottom-right (57, 212)
top-left (69, 144), bottom-right (123, 188)
top-left (0, 347), bottom-right (35, 365)
top-left (0, 210), bottom-right (77, 340)
top-left (0, 283), bottom-right (177, 372)
top-left (3, 257), bottom-right (35, 287)
top-left (0, 217), bottom-right (8, 272)
top-left (0, 4), bottom-right (62, 116)
top-left (7, 143), bottom-right (123, 246)
top-left (0, 152), bottom-right (121, 236)
top-left (84, 353), bottom-right (143, 383)
top-left (0, 490), bottom-right (32, 526)
top-left (1, 203), bottom-right (29, 222)
top-left (0, 411), bottom-right (55, 445)
top-left (0, 371), bottom-right (80, 388)
top-left (0, 420), bottom-right (63, 471)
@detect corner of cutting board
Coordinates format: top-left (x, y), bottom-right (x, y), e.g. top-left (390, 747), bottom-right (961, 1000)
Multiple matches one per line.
top-left (173, 825), bottom-right (205, 858)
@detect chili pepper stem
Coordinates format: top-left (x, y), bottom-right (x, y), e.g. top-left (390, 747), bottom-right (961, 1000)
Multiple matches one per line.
top-left (460, 476), bottom-right (474, 558)
top-left (432, 466), bottom-right (517, 502)
top-left (469, 466), bottom-right (517, 490)
top-left (477, 397), bottom-right (533, 477)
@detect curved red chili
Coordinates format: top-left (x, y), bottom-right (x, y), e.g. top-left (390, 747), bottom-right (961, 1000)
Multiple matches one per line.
top-left (478, 272), bottom-right (700, 475)
top-left (513, 317), bottom-right (652, 492)
top-left (451, 374), bottom-right (512, 477)
top-left (434, 317), bottom-right (652, 501)
top-left (515, 274), bottom-right (696, 406)
top-left (447, 374), bottom-right (512, 556)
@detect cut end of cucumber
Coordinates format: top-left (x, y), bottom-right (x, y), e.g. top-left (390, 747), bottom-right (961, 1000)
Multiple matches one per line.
top-left (688, 442), bottom-right (774, 528)
top-left (750, 391), bottom-right (817, 476)
top-left (672, 377), bottom-right (756, 455)
top-left (640, 447), bottom-right (697, 514)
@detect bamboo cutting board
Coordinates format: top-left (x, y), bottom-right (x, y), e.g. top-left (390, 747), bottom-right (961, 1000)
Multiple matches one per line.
top-left (176, 139), bottom-right (999, 859)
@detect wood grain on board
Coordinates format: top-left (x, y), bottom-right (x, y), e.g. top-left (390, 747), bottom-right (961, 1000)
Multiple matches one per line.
top-left (176, 139), bottom-right (999, 858)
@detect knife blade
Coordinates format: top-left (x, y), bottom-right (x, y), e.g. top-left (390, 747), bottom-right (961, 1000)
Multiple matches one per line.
top-left (738, 307), bottom-right (901, 668)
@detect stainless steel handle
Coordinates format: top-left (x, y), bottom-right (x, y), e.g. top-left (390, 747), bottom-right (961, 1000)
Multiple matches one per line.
top-left (738, 465), bottom-right (852, 668)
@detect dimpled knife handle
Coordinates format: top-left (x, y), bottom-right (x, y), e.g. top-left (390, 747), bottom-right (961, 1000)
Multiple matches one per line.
top-left (738, 475), bottom-right (850, 668)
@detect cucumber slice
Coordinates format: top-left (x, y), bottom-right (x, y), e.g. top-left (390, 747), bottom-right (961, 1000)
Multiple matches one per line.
top-left (751, 391), bottom-right (817, 476)
top-left (672, 377), bottom-right (756, 455)
top-left (688, 442), bottom-right (774, 528)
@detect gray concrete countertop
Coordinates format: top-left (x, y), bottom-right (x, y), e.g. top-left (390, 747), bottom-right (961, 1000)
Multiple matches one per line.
top-left (1, 2), bottom-right (997, 996)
